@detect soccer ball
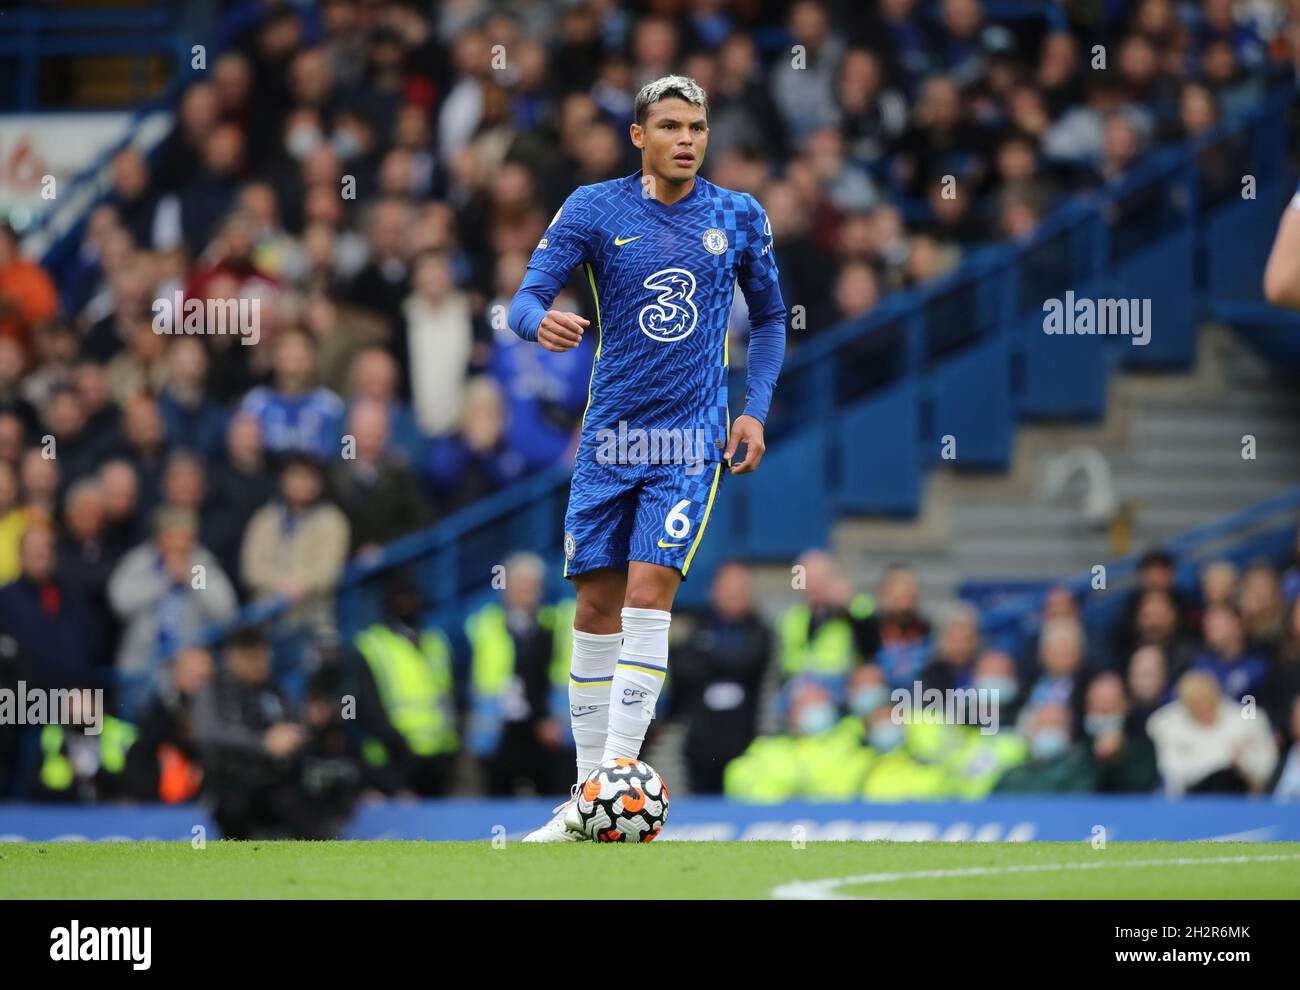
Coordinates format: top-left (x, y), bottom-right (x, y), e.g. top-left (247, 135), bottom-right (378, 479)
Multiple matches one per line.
top-left (575, 758), bottom-right (669, 842)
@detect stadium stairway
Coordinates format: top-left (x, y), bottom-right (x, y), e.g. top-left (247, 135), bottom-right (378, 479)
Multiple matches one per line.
top-left (747, 323), bottom-right (1300, 623)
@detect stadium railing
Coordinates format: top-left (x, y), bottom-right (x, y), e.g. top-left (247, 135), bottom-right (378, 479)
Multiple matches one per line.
top-left (976, 484), bottom-right (1300, 656)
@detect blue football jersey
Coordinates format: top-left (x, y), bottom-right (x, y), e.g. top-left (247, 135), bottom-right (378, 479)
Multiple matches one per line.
top-left (525, 171), bottom-right (780, 463)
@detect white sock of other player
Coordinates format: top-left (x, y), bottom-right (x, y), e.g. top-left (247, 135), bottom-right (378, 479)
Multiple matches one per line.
top-left (569, 627), bottom-right (623, 786)
top-left (602, 606), bottom-right (670, 762)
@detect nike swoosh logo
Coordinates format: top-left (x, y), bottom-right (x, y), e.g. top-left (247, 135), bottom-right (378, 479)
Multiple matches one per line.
top-left (614, 235), bottom-right (642, 246)
top-left (621, 698), bottom-right (644, 705)
top-left (657, 539), bottom-right (685, 548)
top-left (571, 709), bottom-right (598, 717)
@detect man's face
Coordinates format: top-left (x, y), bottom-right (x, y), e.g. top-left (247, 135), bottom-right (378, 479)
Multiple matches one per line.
top-left (228, 646), bottom-right (271, 685)
top-left (20, 529), bottom-right (56, 583)
top-left (282, 464), bottom-right (321, 506)
top-left (632, 98), bottom-right (708, 186)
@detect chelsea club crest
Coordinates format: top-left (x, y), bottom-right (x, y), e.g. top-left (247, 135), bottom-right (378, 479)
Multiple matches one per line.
top-left (564, 532), bottom-right (576, 560)
top-left (702, 228), bottom-right (728, 255)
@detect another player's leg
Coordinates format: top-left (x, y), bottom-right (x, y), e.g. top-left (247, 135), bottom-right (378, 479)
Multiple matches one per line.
top-left (602, 561), bottom-right (681, 761)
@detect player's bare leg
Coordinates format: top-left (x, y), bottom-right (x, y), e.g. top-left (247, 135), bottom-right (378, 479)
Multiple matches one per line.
top-left (602, 561), bottom-right (680, 761)
top-left (523, 567), bottom-right (626, 842)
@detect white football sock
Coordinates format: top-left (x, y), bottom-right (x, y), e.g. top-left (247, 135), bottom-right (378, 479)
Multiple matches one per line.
top-left (602, 607), bottom-right (671, 762)
top-left (568, 627), bottom-right (623, 786)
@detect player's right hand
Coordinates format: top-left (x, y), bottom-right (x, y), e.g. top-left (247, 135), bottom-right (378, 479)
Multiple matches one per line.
top-left (538, 309), bottom-right (589, 352)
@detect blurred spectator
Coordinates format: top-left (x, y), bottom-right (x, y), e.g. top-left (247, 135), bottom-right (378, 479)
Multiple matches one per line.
top-left (29, 689), bottom-right (136, 803)
top-left (46, 384), bottom-right (119, 497)
top-left (57, 478), bottom-right (120, 666)
top-left (178, 124), bottom-right (246, 251)
top-left (1281, 522), bottom-right (1300, 603)
top-left (350, 573), bottom-right (459, 796)
top-left (404, 249), bottom-right (475, 437)
top-left (204, 414), bottom-right (276, 593)
top-left (293, 666), bottom-right (364, 838)
top-left (918, 604), bottom-right (980, 693)
top-left (725, 679), bottom-right (869, 801)
top-left (98, 459), bottom-right (143, 558)
top-left (465, 554), bottom-right (572, 796)
top-left (778, 549), bottom-right (874, 694)
top-left (971, 648), bottom-right (1022, 727)
top-left (0, 224), bottom-right (60, 355)
top-left (158, 337), bottom-right (228, 461)
top-left (1239, 560), bottom-right (1287, 655)
top-left (329, 399), bottom-right (433, 556)
top-left (673, 561), bottom-right (772, 793)
top-left (0, 336), bottom-right (40, 436)
top-left (1127, 643), bottom-right (1172, 727)
top-left (837, 48), bottom-right (908, 165)
top-left (1196, 558), bottom-right (1239, 631)
top-left (423, 376), bottom-right (526, 515)
top-left (1082, 672), bottom-right (1159, 793)
top-left (1268, 597), bottom-right (1300, 734)
top-left (1147, 672), bottom-right (1277, 794)
top-left (108, 507), bottom-right (237, 715)
top-left (1025, 617), bottom-right (1090, 714)
top-left (862, 563), bottom-right (932, 687)
top-left (1109, 549), bottom-right (1193, 662)
top-left (193, 626), bottom-right (309, 838)
top-left (240, 452), bottom-right (349, 638)
top-left (20, 446), bottom-right (59, 524)
top-left (1128, 588), bottom-right (1198, 680)
top-left (995, 701), bottom-right (1096, 793)
top-left (1275, 697), bottom-right (1300, 799)
top-left (770, 1), bottom-right (846, 141)
top-left (345, 346), bottom-right (424, 468)
top-left (348, 198), bottom-right (413, 353)
top-left (1191, 604), bottom-right (1271, 703)
top-left (123, 645), bottom-right (213, 803)
top-left (239, 328), bottom-right (345, 460)
top-left (121, 394), bottom-right (169, 516)
top-left (0, 527), bottom-right (100, 690)
top-left (0, 460), bottom-right (25, 583)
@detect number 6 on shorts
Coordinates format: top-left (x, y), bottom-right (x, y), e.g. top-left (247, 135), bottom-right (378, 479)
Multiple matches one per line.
top-left (665, 498), bottom-right (692, 539)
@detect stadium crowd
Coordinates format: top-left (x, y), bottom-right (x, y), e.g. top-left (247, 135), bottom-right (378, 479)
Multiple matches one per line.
top-left (2, 0), bottom-right (1300, 830)
top-left (710, 543), bottom-right (1300, 802)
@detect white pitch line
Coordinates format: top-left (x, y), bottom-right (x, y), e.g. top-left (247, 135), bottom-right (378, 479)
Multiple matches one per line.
top-left (771, 852), bottom-right (1300, 900)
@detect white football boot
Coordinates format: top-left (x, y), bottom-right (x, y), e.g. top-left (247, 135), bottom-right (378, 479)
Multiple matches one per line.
top-left (521, 784), bottom-right (588, 843)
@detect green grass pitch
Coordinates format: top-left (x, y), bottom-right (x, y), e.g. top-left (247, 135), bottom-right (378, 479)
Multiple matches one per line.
top-left (3, 841), bottom-right (1299, 898)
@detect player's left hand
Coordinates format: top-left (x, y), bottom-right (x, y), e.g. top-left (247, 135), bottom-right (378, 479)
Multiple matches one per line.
top-left (725, 415), bottom-right (766, 474)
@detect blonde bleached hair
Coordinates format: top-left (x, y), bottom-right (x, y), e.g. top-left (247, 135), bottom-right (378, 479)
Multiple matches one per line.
top-left (634, 75), bottom-right (708, 125)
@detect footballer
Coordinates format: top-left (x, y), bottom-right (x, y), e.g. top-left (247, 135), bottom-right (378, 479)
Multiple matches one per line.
top-left (507, 75), bottom-right (786, 840)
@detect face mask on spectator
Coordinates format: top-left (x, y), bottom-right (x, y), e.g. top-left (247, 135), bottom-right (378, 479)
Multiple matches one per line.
top-left (849, 684), bottom-right (888, 716)
top-left (287, 126), bottom-right (322, 160)
top-left (796, 702), bottom-right (836, 737)
top-left (332, 130), bottom-right (362, 159)
top-left (1084, 713), bottom-right (1125, 737)
top-left (975, 675), bottom-right (1018, 702)
top-left (869, 721), bottom-right (905, 752)
top-left (1030, 727), bottom-right (1069, 760)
